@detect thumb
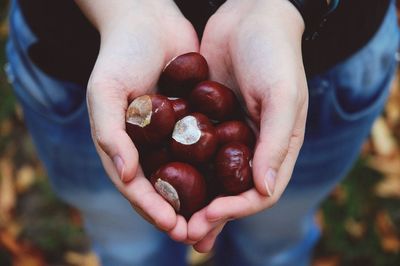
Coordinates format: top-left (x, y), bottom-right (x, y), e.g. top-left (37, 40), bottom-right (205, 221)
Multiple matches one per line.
top-left (87, 37), bottom-right (200, 184)
top-left (87, 84), bottom-right (139, 183)
top-left (251, 92), bottom-right (298, 197)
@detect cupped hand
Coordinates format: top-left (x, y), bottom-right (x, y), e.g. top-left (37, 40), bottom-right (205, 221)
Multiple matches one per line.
top-left (81, 0), bottom-right (198, 241)
top-left (187, 0), bottom-right (309, 252)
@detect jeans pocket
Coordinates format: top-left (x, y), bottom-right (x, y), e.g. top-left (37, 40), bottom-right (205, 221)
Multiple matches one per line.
top-left (329, 56), bottom-right (397, 123)
top-left (328, 2), bottom-right (399, 123)
top-left (6, 2), bottom-right (87, 125)
top-left (6, 50), bottom-right (87, 125)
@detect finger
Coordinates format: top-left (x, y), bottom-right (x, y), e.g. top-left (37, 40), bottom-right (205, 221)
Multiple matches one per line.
top-left (187, 208), bottom-right (221, 243)
top-left (88, 22), bottom-right (199, 183)
top-left (205, 121), bottom-right (306, 222)
top-left (120, 168), bottom-right (178, 231)
top-left (167, 215), bottom-right (188, 243)
top-left (250, 88), bottom-right (301, 196)
top-left (97, 138), bottom-right (178, 231)
top-left (87, 35), bottom-right (165, 183)
top-left (193, 222), bottom-right (226, 253)
top-left (87, 85), bottom-right (139, 183)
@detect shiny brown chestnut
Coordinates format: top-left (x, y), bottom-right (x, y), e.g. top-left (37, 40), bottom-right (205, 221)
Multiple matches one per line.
top-left (168, 97), bottom-right (190, 120)
top-left (170, 113), bottom-right (218, 164)
top-left (198, 163), bottom-right (222, 203)
top-left (140, 147), bottom-right (171, 177)
top-left (126, 94), bottom-right (176, 146)
top-left (159, 52), bottom-right (209, 97)
top-left (189, 81), bottom-right (238, 121)
top-left (215, 142), bottom-right (253, 195)
top-left (216, 120), bottom-right (255, 148)
top-left (150, 162), bottom-right (207, 219)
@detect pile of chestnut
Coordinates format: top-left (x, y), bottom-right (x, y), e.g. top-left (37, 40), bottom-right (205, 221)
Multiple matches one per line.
top-left (125, 53), bottom-right (255, 219)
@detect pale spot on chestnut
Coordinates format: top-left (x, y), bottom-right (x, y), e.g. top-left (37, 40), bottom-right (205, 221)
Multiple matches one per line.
top-left (150, 162), bottom-right (207, 219)
top-left (125, 94), bottom-right (176, 146)
top-left (171, 113), bottom-right (218, 164)
top-left (154, 178), bottom-right (180, 212)
top-left (126, 95), bottom-right (152, 127)
top-left (172, 115), bottom-right (201, 145)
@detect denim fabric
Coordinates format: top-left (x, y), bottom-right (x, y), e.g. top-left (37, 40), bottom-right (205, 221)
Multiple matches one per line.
top-left (5, 0), bottom-right (399, 265)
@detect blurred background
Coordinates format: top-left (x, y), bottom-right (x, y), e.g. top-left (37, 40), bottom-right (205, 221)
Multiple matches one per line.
top-left (0, 1), bottom-right (400, 266)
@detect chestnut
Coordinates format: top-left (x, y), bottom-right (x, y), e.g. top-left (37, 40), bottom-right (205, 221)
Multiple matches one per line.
top-left (140, 147), bottom-right (171, 177)
top-left (159, 52), bottom-right (209, 97)
top-left (216, 120), bottom-right (255, 148)
top-left (168, 97), bottom-right (190, 120)
top-left (215, 142), bottom-right (253, 195)
top-left (150, 162), bottom-right (207, 219)
top-left (198, 163), bottom-right (222, 203)
top-left (126, 94), bottom-right (176, 146)
top-left (189, 81), bottom-right (238, 121)
top-left (171, 113), bottom-right (218, 164)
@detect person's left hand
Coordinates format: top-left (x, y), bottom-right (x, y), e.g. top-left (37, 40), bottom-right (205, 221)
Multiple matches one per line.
top-left (186, 0), bottom-right (309, 252)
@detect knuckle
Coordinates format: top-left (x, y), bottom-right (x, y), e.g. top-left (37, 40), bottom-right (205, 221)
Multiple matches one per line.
top-left (272, 142), bottom-right (290, 164)
top-left (94, 130), bottom-right (115, 155)
top-left (268, 194), bottom-right (281, 208)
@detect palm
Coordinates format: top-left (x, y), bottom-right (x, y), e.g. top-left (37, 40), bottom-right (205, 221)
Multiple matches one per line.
top-left (187, 0), bottom-right (309, 252)
top-left (86, 4), bottom-right (199, 240)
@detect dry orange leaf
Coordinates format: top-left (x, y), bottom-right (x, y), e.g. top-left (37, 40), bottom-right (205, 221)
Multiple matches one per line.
top-left (0, 118), bottom-right (13, 137)
top-left (188, 247), bottom-right (212, 266)
top-left (375, 174), bottom-right (400, 199)
top-left (381, 236), bottom-right (400, 254)
top-left (64, 251), bottom-right (100, 266)
top-left (375, 211), bottom-right (400, 253)
top-left (344, 218), bottom-right (366, 239)
top-left (312, 256), bottom-right (341, 266)
top-left (15, 165), bottom-right (36, 194)
top-left (0, 229), bottom-right (46, 266)
top-left (330, 186), bottom-right (347, 205)
top-left (367, 153), bottom-right (400, 176)
top-left (0, 158), bottom-right (16, 223)
top-left (371, 118), bottom-right (398, 157)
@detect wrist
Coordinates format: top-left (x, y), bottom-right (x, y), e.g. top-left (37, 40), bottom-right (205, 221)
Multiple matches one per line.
top-left (74, 0), bottom-right (176, 35)
top-left (260, 0), bottom-right (305, 41)
top-left (286, 0), bottom-right (340, 40)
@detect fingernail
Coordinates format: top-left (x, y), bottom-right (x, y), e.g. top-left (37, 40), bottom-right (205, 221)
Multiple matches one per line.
top-left (113, 155), bottom-right (125, 181)
top-left (264, 168), bottom-right (277, 197)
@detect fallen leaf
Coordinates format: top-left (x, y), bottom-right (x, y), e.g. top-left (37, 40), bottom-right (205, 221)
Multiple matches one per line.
top-left (312, 256), bottom-right (340, 266)
top-left (344, 218), bottom-right (366, 239)
top-left (15, 165), bottom-right (36, 194)
top-left (385, 73), bottom-right (400, 127)
top-left (64, 251), bottom-right (100, 266)
top-left (360, 139), bottom-right (373, 157)
top-left (381, 236), bottom-right (400, 254)
top-left (330, 186), bottom-right (347, 205)
top-left (367, 154), bottom-right (400, 176)
top-left (15, 104), bottom-right (24, 122)
top-left (371, 118), bottom-right (398, 157)
top-left (375, 174), bottom-right (400, 199)
top-left (0, 229), bottom-right (46, 266)
top-left (0, 158), bottom-right (16, 223)
top-left (375, 211), bottom-right (400, 253)
top-left (188, 246), bottom-right (212, 265)
top-left (0, 118), bottom-right (12, 137)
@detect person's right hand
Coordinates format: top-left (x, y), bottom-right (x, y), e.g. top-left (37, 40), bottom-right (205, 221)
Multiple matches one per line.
top-left (76, 0), bottom-right (199, 241)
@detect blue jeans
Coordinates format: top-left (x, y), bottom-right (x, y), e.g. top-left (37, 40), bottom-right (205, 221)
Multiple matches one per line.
top-left (5, 0), bottom-right (399, 265)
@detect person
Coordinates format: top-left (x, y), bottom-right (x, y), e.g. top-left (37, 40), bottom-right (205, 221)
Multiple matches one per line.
top-left (5, 0), bottom-right (398, 265)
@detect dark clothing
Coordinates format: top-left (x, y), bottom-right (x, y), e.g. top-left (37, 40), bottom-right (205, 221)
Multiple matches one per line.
top-left (17, 0), bottom-right (390, 85)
